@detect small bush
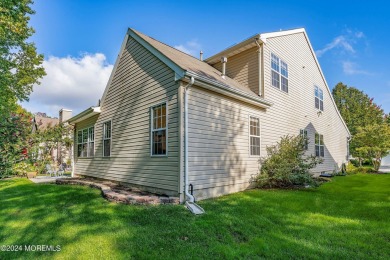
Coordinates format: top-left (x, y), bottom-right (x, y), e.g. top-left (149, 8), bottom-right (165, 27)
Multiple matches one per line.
top-left (349, 159), bottom-right (360, 167)
top-left (12, 161), bottom-right (37, 177)
top-left (346, 163), bottom-right (358, 175)
top-left (257, 135), bottom-right (323, 188)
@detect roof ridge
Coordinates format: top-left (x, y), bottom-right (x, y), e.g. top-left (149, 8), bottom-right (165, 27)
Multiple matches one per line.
top-left (128, 28), bottom-right (266, 102)
top-left (131, 28), bottom-right (203, 63)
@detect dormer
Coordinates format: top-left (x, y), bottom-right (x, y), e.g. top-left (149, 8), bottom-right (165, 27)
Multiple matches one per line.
top-left (205, 35), bottom-right (264, 97)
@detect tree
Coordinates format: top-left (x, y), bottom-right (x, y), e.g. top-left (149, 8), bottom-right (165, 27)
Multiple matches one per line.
top-left (354, 124), bottom-right (390, 171)
top-left (332, 82), bottom-right (385, 160)
top-left (332, 82), bottom-right (384, 134)
top-left (30, 122), bottom-right (73, 173)
top-left (0, 0), bottom-right (46, 116)
top-left (0, 105), bottom-right (33, 178)
top-left (385, 113), bottom-right (390, 126)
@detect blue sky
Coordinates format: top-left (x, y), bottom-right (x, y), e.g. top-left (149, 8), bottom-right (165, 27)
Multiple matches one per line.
top-left (24, 0), bottom-right (390, 116)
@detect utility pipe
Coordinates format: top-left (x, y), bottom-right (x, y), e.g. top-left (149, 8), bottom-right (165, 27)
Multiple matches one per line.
top-left (221, 57), bottom-right (227, 79)
top-left (184, 76), bottom-right (195, 203)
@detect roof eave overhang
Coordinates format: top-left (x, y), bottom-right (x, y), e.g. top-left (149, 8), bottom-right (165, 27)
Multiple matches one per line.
top-left (205, 29), bottom-right (307, 65)
top-left (67, 107), bottom-right (101, 124)
top-left (205, 34), bottom-right (262, 64)
top-left (184, 72), bottom-right (272, 109)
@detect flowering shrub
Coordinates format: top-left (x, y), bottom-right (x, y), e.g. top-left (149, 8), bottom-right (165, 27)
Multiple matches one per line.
top-left (0, 107), bottom-right (33, 178)
top-left (257, 135), bottom-right (323, 188)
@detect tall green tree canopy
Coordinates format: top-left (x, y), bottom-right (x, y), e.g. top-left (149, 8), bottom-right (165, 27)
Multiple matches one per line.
top-left (0, 0), bottom-right (45, 115)
top-left (332, 82), bottom-right (387, 161)
top-left (0, 105), bottom-right (32, 177)
top-left (354, 124), bottom-right (390, 171)
top-left (332, 82), bottom-right (384, 135)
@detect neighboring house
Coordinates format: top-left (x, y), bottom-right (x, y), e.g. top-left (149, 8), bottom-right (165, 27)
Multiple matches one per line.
top-left (380, 154), bottom-right (390, 173)
top-left (32, 114), bottom-right (59, 132)
top-left (32, 109), bottom-right (73, 164)
top-left (382, 154), bottom-right (390, 166)
top-left (32, 114), bottom-right (59, 161)
top-left (67, 28), bottom-right (350, 201)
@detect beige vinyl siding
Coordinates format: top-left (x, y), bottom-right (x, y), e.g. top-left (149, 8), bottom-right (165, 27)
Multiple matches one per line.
top-left (213, 47), bottom-right (259, 95)
top-left (186, 85), bottom-right (265, 199)
top-left (262, 32), bottom-right (349, 174)
top-left (74, 36), bottom-right (180, 195)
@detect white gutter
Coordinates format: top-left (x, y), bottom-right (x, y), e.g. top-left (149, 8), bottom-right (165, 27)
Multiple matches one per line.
top-left (184, 76), bottom-right (195, 203)
top-left (185, 71), bottom-right (272, 109)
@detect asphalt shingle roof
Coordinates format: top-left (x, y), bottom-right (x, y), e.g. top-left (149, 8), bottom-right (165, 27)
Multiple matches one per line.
top-left (131, 29), bottom-right (259, 98)
top-left (34, 116), bottom-right (59, 131)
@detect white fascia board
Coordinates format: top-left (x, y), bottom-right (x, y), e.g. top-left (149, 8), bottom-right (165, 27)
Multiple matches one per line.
top-left (205, 29), bottom-right (306, 63)
top-left (184, 72), bottom-right (272, 109)
top-left (205, 34), bottom-right (260, 64)
top-left (67, 107), bottom-right (101, 124)
top-left (259, 28), bottom-right (306, 42)
top-left (127, 29), bottom-right (185, 81)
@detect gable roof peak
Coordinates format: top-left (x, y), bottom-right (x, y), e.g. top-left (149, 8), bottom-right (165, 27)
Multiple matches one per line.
top-left (205, 28), bottom-right (306, 64)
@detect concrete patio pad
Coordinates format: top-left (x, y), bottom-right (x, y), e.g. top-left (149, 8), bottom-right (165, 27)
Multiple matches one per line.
top-left (29, 176), bottom-right (70, 184)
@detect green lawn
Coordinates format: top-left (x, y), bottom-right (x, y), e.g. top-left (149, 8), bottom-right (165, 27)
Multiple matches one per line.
top-left (0, 174), bottom-right (389, 259)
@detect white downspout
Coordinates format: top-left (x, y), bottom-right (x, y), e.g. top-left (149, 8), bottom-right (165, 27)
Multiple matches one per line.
top-left (71, 127), bottom-right (75, 177)
top-left (255, 38), bottom-right (263, 97)
top-left (184, 76), bottom-right (195, 203)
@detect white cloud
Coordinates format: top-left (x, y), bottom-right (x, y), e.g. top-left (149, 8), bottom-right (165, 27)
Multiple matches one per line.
top-left (174, 40), bottom-right (201, 57)
top-left (316, 30), bottom-right (364, 57)
top-left (355, 31), bottom-right (364, 38)
top-left (21, 53), bottom-right (113, 117)
top-left (316, 36), bottom-right (355, 57)
top-left (342, 61), bottom-right (372, 75)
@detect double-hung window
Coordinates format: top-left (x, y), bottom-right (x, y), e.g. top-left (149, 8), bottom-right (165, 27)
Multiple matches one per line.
top-left (315, 86), bottom-right (324, 111)
top-left (88, 127), bottom-right (95, 157)
top-left (77, 126), bottom-right (94, 157)
top-left (151, 103), bottom-right (167, 156)
top-left (103, 121), bottom-right (112, 157)
top-left (315, 133), bottom-right (324, 157)
top-left (271, 53), bottom-right (288, 92)
top-left (249, 116), bottom-right (260, 156)
top-left (300, 129), bottom-right (308, 150)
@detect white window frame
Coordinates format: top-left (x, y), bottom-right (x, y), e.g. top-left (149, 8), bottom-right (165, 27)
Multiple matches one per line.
top-left (315, 133), bottom-right (324, 157)
top-left (271, 52), bottom-right (288, 93)
top-left (77, 126), bottom-right (95, 158)
top-left (150, 101), bottom-right (168, 157)
top-left (300, 129), bottom-right (308, 150)
top-left (102, 120), bottom-right (112, 157)
top-left (249, 115), bottom-right (261, 157)
top-left (315, 85), bottom-right (324, 111)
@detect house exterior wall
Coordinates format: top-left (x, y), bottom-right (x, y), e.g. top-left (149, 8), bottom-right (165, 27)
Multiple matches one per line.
top-left (187, 32), bottom-right (349, 200)
top-left (186, 85), bottom-right (266, 200)
top-left (73, 30), bottom-right (349, 201)
top-left (262, 32), bottom-right (349, 174)
top-left (213, 47), bottom-right (259, 95)
top-left (74, 36), bottom-right (180, 196)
